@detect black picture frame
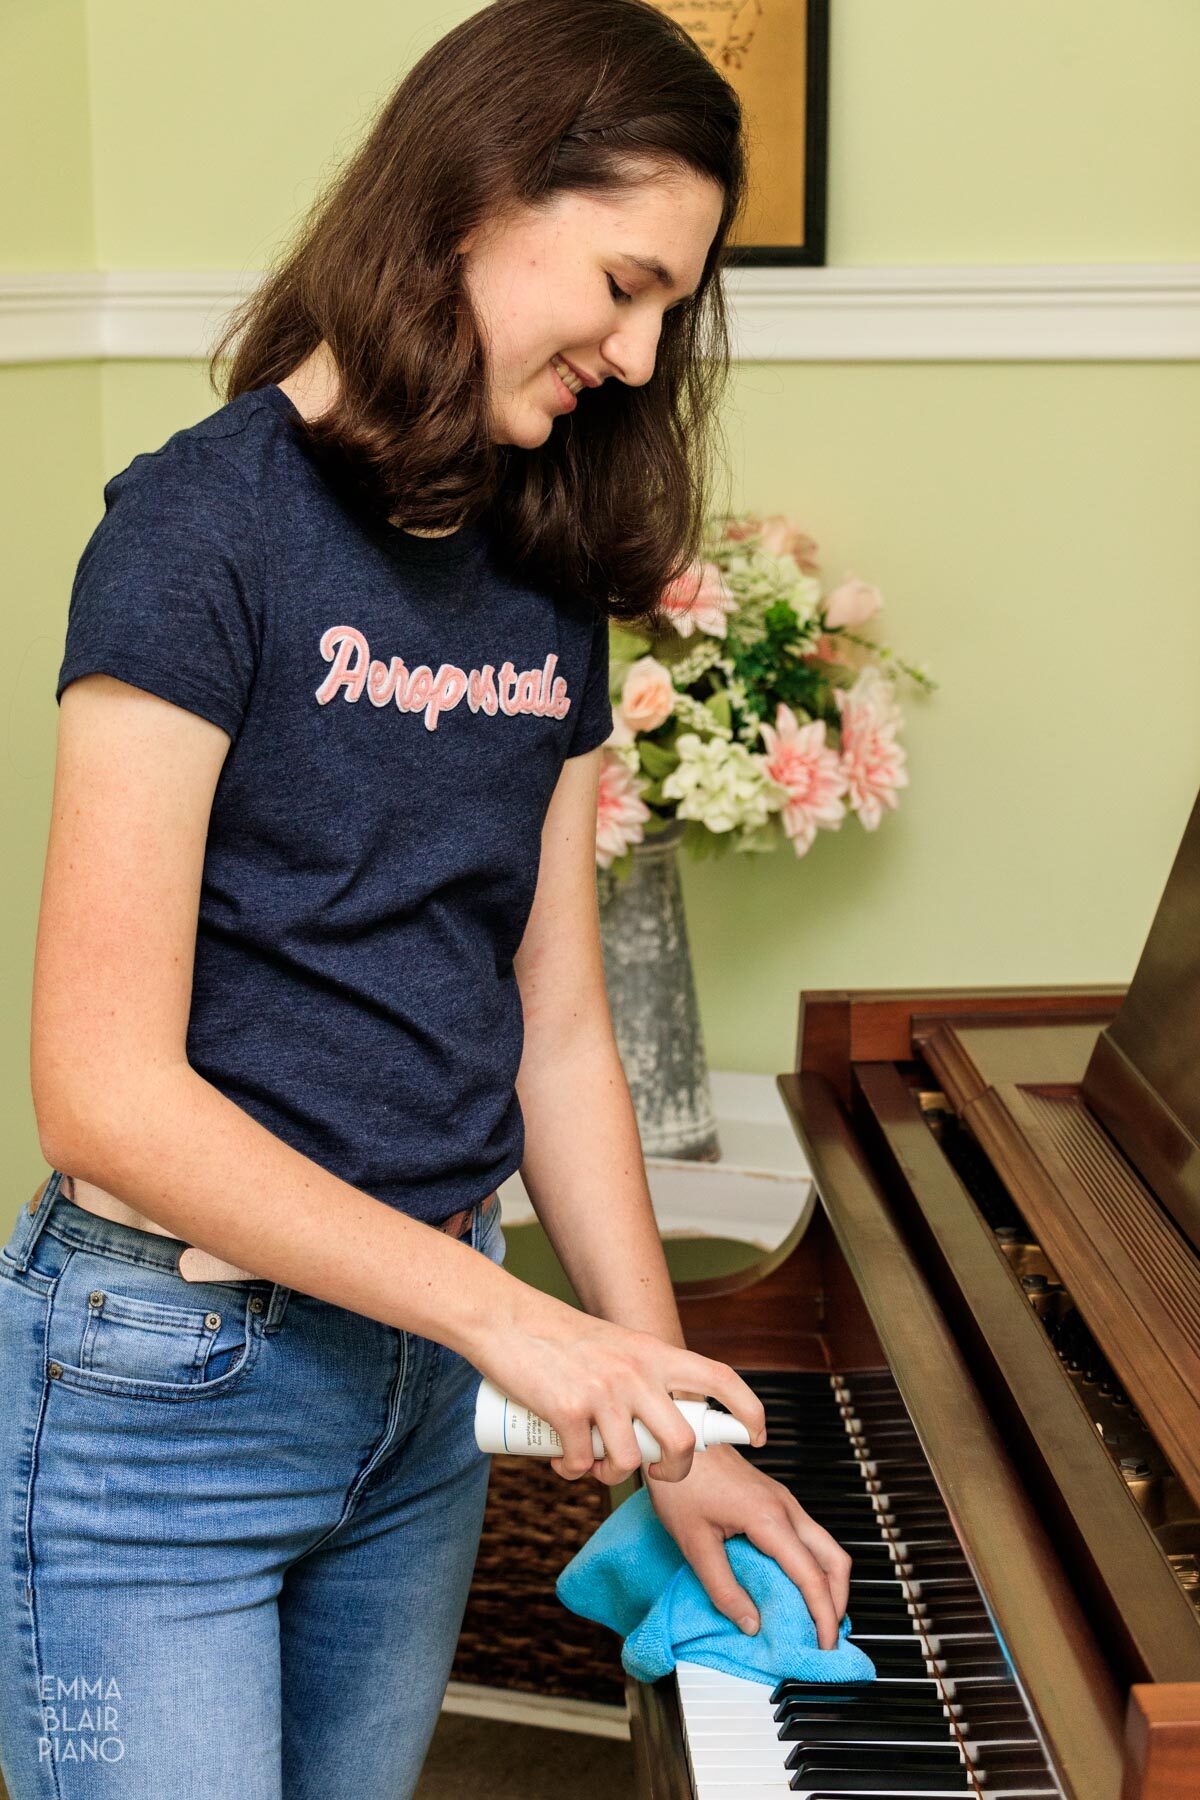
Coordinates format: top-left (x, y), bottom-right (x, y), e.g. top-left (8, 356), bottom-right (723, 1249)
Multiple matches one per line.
top-left (658, 0), bottom-right (830, 269)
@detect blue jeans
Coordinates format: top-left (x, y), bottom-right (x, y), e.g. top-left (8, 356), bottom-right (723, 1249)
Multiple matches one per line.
top-left (0, 1169), bottom-right (507, 1799)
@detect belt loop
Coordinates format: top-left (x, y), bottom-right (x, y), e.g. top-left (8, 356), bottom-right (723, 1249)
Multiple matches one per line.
top-left (470, 1190), bottom-right (496, 1250)
top-left (261, 1282), bottom-right (292, 1335)
top-left (9, 1171), bottom-right (66, 1273)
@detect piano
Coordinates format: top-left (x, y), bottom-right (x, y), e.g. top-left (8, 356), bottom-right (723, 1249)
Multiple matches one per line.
top-left (622, 786), bottom-right (1200, 1799)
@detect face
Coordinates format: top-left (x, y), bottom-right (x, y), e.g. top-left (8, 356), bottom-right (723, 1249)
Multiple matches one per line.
top-left (456, 161), bottom-right (725, 448)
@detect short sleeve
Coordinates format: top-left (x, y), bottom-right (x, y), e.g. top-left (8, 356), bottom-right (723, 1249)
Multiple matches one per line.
top-left (564, 605), bottom-right (613, 757)
top-left (56, 442), bottom-right (264, 742)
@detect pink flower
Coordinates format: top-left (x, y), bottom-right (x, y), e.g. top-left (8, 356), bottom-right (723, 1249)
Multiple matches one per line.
top-left (657, 560), bottom-right (738, 638)
top-left (619, 656), bottom-right (676, 733)
top-left (824, 577), bottom-right (883, 630)
top-left (803, 632), bottom-right (857, 669)
top-left (605, 703), bottom-right (635, 748)
top-left (595, 750), bottom-right (652, 869)
top-left (756, 514), bottom-right (822, 576)
top-left (721, 514), bottom-right (821, 573)
top-left (834, 669), bottom-right (910, 831)
top-left (758, 702), bottom-right (849, 856)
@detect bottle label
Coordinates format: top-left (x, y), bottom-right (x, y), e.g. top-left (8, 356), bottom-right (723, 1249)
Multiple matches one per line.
top-left (507, 1402), bottom-right (563, 1453)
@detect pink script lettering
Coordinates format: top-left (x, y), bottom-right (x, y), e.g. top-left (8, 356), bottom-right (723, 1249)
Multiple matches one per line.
top-left (314, 627), bottom-right (572, 732)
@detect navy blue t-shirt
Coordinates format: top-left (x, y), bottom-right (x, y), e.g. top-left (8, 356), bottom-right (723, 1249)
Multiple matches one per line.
top-left (56, 383), bottom-right (613, 1223)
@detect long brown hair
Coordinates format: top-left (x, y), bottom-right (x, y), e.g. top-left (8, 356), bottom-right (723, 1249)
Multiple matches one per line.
top-left (209, 0), bottom-right (746, 623)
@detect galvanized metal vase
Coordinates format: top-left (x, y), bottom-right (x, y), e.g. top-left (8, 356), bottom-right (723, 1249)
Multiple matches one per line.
top-left (596, 819), bottom-right (721, 1162)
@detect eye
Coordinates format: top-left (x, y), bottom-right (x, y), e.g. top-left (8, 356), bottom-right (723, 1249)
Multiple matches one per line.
top-left (606, 273), bottom-right (633, 304)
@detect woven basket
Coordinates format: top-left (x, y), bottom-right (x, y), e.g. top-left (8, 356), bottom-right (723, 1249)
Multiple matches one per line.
top-left (451, 1454), bottom-right (630, 1706)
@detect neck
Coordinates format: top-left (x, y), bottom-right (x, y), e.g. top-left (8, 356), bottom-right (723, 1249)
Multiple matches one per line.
top-left (277, 345), bottom-right (464, 537)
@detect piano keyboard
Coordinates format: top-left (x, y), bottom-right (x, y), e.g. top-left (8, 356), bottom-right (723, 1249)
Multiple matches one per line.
top-left (672, 1368), bottom-right (1064, 1798)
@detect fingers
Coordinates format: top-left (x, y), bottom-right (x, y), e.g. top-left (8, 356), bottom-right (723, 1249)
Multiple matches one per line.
top-left (690, 1523), bottom-right (842, 1650)
top-left (545, 1344), bottom-right (769, 1485)
top-left (548, 1399), bottom-right (599, 1482)
top-left (585, 1401), bottom-right (646, 1486)
top-left (747, 1514), bottom-right (841, 1650)
top-left (686, 1528), bottom-right (764, 1636)
top-left (678, 1356), bottom-right (767, 1447)
top-left (590, 1396), bottom-right (698, 1485)
top-left (640, 1395), bottom-right (699, 1483)
top-left (794, 1512), bottom-right (853, 1620)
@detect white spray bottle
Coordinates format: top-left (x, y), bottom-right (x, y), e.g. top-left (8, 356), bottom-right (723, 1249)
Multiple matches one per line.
top-left (474, 1375), bottom-right (754, 1464)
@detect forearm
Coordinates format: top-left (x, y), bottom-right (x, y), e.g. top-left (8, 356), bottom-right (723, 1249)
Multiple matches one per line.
top-left (39, 1061), bottom-right (541, 1362)
top-left (516, 1033), bottom-right (703, 1395)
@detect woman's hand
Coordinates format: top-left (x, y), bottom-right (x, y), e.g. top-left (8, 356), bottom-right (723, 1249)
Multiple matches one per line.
top-left (472, 1293), bottom-right (767, 1482)
top-left (643, 1444), bottom-right (853, 1651)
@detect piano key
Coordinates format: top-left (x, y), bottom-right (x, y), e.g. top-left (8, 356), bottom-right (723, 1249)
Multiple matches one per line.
top-left (787, 1765), bottom-right (972, 1793)
top-left (669, 1371), bottom-right (1062, 1800)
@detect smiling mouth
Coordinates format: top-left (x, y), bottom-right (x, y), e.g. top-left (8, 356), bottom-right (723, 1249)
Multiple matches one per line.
top-left (550, 354), bottom-right (585, 395)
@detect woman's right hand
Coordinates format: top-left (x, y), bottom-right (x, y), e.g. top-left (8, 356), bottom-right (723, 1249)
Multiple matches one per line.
top-left (469, 1289), bottom-right (768, 1486)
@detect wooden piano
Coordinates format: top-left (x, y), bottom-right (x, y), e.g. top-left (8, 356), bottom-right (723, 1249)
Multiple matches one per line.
top-left (626, 788), bottom-right (1200, 1799)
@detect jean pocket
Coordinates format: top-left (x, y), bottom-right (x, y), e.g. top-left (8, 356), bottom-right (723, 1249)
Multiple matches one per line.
top-left (47, 1246), bottom-right (263, 1401)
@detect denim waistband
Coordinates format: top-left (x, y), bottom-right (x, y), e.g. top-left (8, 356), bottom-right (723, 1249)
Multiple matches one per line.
top-left (9, 1171), bottom-right (498, 1336)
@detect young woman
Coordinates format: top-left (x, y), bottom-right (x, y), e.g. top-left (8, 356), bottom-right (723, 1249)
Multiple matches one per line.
top-left (0, 2), bottom-right (850, 1794)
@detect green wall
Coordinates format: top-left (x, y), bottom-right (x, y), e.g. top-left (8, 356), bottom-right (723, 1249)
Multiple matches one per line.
top-left (4, 3), bottom-right (1199, 1263)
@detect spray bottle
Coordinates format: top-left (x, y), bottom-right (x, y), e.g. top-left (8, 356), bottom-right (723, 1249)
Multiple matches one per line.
top-left (474, 1375), bottom-right (753, 1465)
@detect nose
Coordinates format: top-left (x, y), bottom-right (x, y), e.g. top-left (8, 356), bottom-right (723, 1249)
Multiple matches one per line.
top-left (599, 323), bottom-right (661, 389)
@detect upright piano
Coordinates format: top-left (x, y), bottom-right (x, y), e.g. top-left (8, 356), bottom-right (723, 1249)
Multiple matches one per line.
top-left (627, 787), bottom-right (1200, 1800)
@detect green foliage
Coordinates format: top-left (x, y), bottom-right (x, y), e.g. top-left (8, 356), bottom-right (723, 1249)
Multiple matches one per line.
top-left (637, 737), bottom-right (680, 781)
top-left (724, 602), bottom-right (839, 728)
top-left (679, 818), bottom-right (730, 861)
top-left (734, 821), bottom-right (782, 855)
top-left (610, 624), bottom-right (652, 662)
top-left (703, 688), bottom-right (732, 732)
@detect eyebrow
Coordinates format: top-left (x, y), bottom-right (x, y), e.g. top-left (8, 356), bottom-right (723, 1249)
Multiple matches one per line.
top-left (622, 254), bottom-right (698, 304)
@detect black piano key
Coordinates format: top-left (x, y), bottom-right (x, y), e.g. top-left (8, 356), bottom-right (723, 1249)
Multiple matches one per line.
top-left (775, 1678), bottom-right (946, 1704)
top-left (789, 1749), bottom-right (965, 1774)
top-left (847, 1621), bottom-right (923, 1639)
top-left (787, 1758), bottom-right (971, 1791)
top-left (834, 1543), bottom-right (904, 1566)
top-left (802, 1483), bottom-right (944, 1507)
top-left (972, 1747), bottom-right (1053, 1776)
top-left (935, 1652), bottom-right (1011, 1679)
top-left (777, 1691), bottom-right (949, 1720)
top-left (749, 1372), bottom-right (851, 1387)
top-left (847, 1641), bottom-right (932, 1674)
top-left (901, 1555), bottom-right (972, 1580)
top-left (778, 1703), bottom-right (949, 1730)
top-left (954, 1701), bottom-right (1030, 1729)
top-left (785, 1721), bottom-right (958, 1746)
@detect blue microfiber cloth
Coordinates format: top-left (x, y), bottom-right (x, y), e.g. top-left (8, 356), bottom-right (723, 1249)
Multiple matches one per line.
top-left (556, 1485), bottom-right (876, 1687)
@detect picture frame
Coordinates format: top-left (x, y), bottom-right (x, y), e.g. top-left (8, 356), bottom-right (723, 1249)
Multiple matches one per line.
top-left (654, 0), bottom-right (830, 267)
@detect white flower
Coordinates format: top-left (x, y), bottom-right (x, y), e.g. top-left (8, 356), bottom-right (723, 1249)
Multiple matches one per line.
top-left (661, 733), bottom-right (788, 836)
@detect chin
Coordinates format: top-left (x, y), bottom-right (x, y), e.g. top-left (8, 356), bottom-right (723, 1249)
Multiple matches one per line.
top-left (496, 409), bottom-right (556, 450)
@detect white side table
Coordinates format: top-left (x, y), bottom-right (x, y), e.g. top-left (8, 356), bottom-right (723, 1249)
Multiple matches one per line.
top-left (498, 1069), bottom-right (816, 1252)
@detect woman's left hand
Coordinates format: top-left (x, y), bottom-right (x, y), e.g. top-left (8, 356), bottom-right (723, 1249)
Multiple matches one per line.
top-left (644, 1444), bottom-right (852, 1649)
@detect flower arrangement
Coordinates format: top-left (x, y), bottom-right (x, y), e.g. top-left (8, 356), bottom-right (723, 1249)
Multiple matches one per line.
top-left (596, 513), bottom-right (937, 874)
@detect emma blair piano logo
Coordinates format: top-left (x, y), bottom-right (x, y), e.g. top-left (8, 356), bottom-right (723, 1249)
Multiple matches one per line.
top-left (39, 1672), bottom-right (125, 1765)
top-left (315, 625), bottom-right (573, 733)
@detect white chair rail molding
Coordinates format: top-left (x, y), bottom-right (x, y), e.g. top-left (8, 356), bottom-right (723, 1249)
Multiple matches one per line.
top-left (3, 261), bottom-right (1199, 364)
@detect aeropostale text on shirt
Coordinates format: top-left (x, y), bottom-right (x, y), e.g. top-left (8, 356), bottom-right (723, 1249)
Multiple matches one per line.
top-left (315, 625), bottom-right (574, 732)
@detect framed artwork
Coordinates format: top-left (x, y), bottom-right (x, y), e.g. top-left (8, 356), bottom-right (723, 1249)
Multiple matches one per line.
top-left (653, 0), bottom-right (830, 267)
